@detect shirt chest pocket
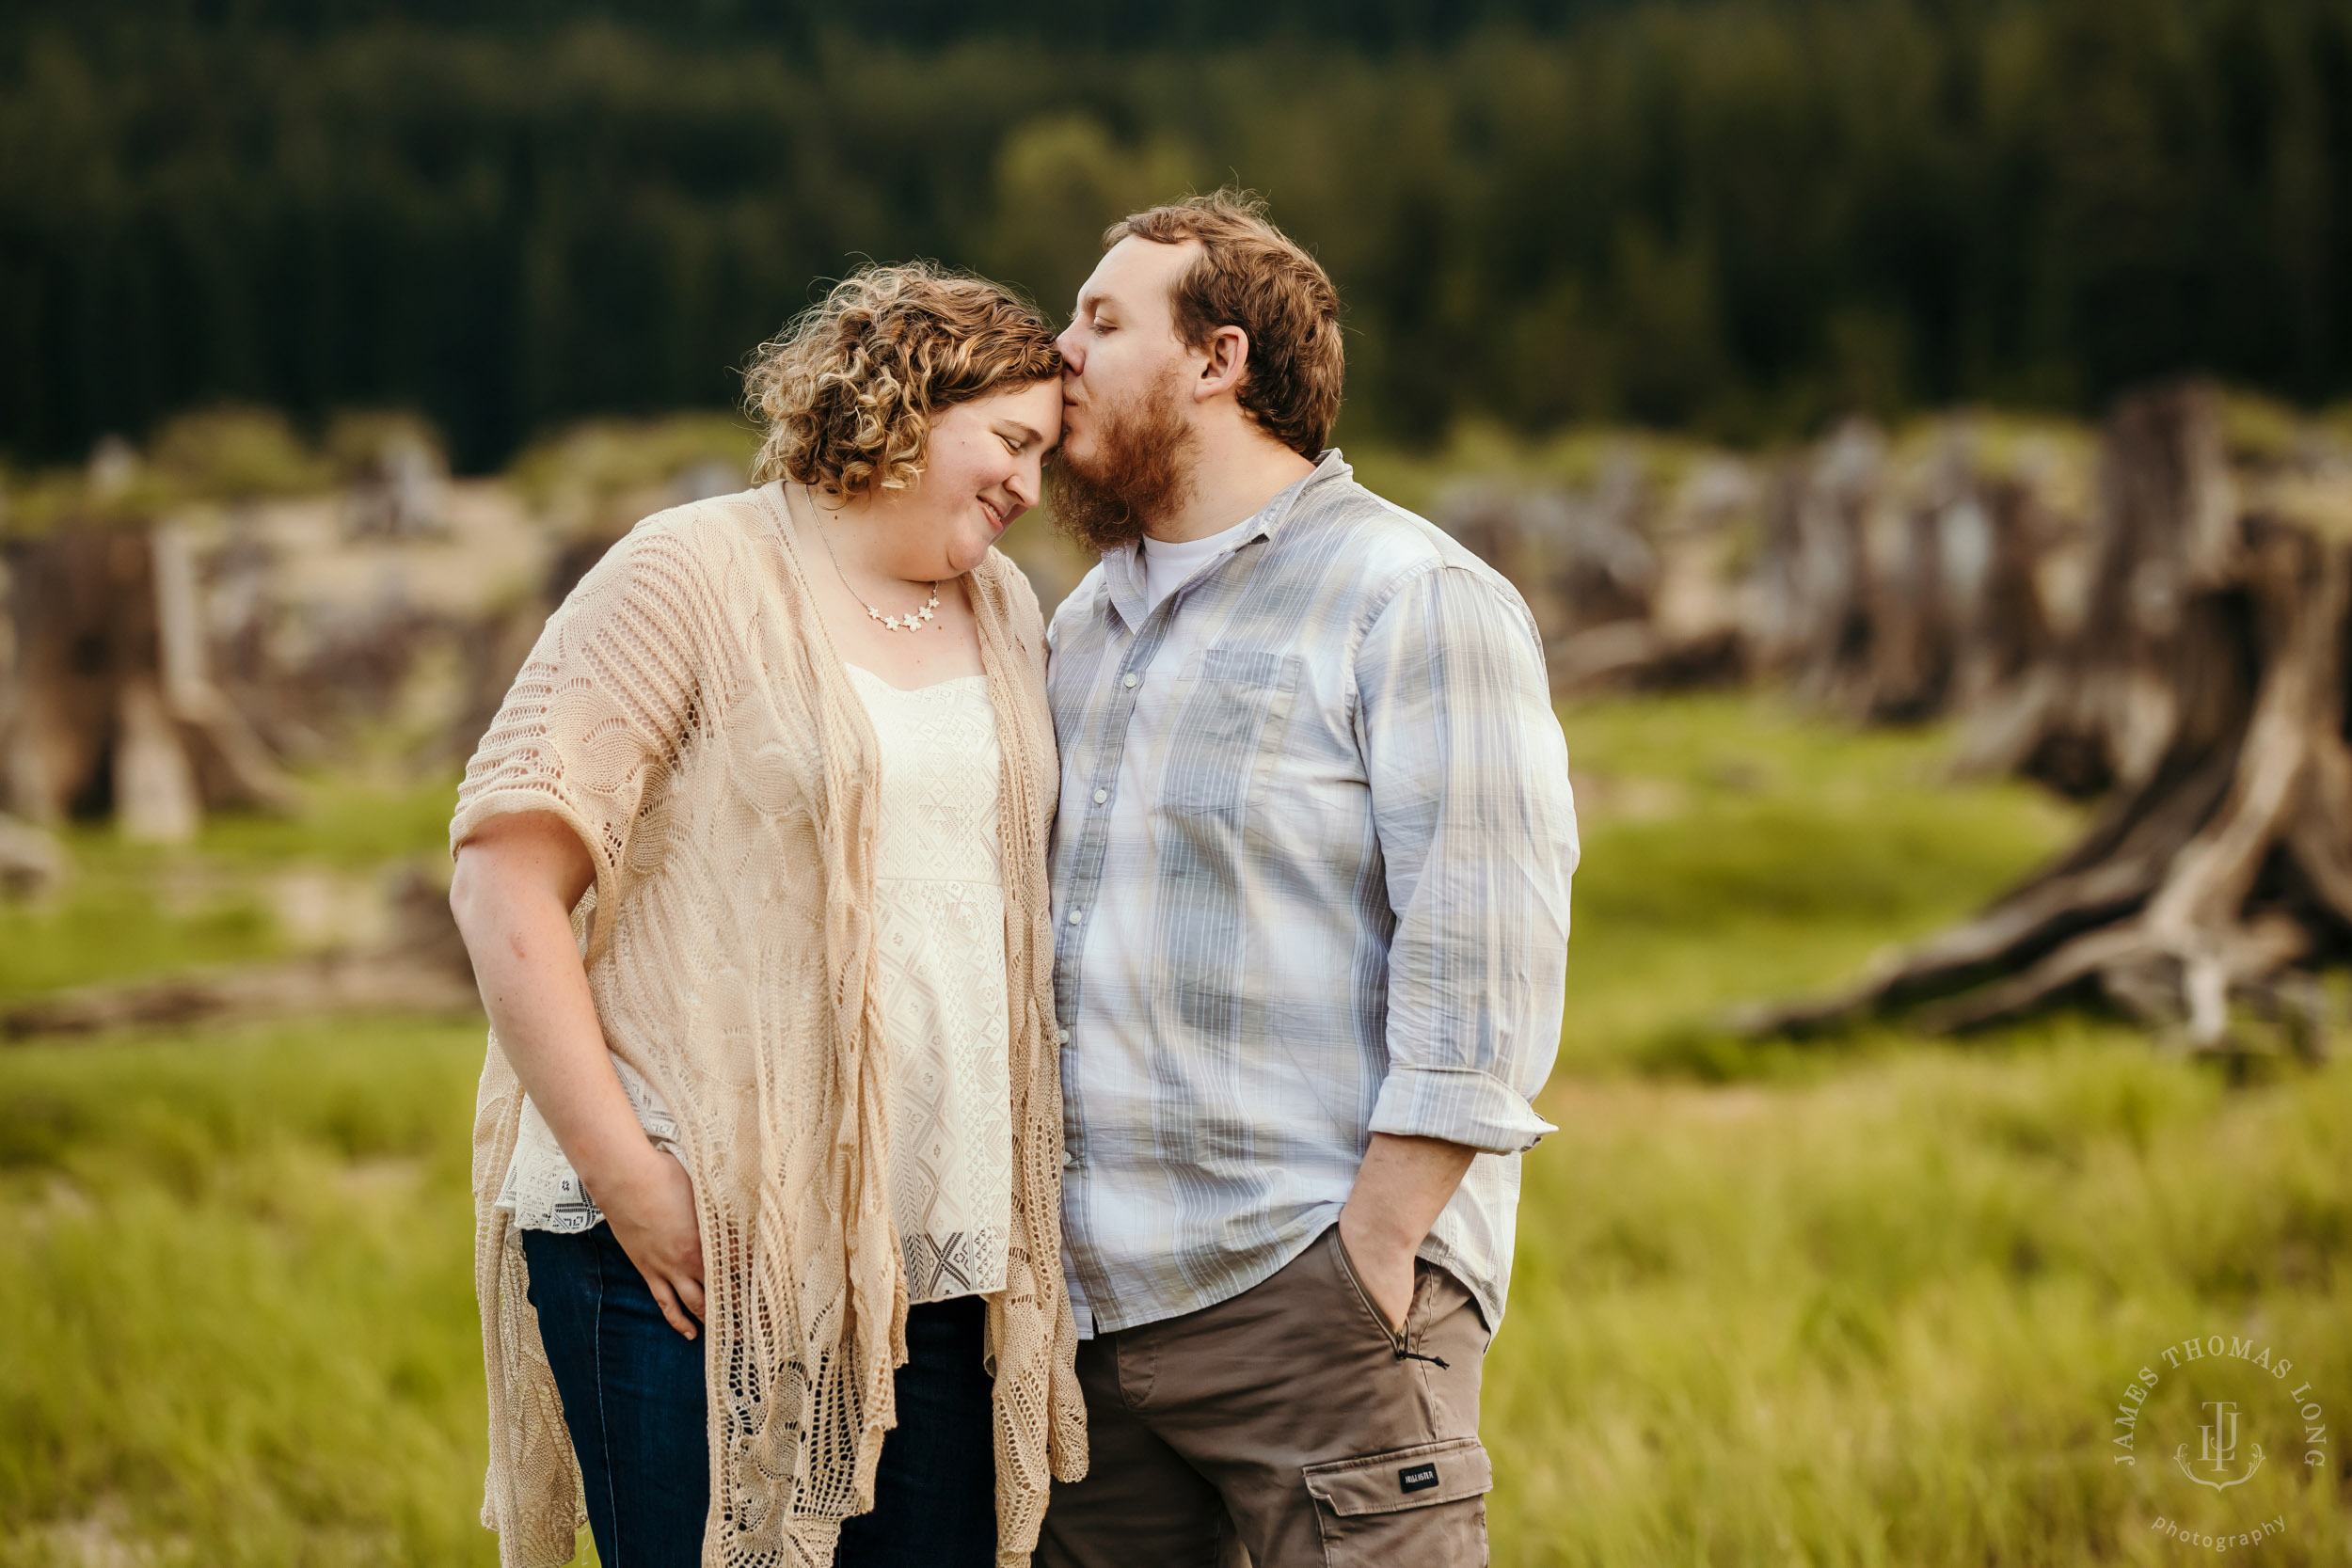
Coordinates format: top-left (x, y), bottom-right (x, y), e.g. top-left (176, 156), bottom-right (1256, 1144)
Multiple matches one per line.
top-left (1159, 649), bottom-right (1305, 820)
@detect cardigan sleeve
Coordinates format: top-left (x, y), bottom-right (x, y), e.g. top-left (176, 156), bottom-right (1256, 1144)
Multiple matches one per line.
top-left (451, 514), bottom-right (726, 961)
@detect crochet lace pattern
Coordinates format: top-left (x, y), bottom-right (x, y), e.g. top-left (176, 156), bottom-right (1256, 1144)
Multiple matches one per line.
top-left (844, 667), bottom-right (1015, 1303)
top-left (453, 484), bottom-right (1085, 1567)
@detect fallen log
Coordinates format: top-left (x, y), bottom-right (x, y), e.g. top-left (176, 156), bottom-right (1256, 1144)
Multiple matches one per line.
top-left (2, 951), bottom-right (482, 1041)
top-left (2, 866), bottom-right (480, 1041)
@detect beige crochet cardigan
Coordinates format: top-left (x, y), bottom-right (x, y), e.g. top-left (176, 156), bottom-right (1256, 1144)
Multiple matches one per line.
top-left (452, 483), bottom-right (1086, 1568)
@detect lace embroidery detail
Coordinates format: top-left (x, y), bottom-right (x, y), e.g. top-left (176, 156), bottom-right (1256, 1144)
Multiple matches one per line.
top-left (848, 666), bottom-right (1014, 1304)
top-left (496, 1056), bottom-right (682, 1233)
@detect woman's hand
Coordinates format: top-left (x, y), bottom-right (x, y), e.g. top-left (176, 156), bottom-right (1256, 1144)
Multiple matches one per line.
top-left (595, 1144), bottom-right (707, 1338)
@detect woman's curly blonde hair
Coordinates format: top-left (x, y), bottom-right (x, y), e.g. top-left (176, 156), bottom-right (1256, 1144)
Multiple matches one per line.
top-left (744, 261), bottom-right (1062, 497)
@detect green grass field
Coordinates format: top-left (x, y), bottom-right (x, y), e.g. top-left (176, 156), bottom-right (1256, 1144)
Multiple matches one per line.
top-left (2, 697), bottom-right (2346, 1564)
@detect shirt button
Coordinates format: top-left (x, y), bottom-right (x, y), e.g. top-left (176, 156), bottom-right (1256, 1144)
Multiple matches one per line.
top-left (1121, 673), bottom-right (1139, 689)
top-left (1068, 910), bottom-right (1083, 925)
top-left (1092, 788), bottom-right (1107, 804)
top-left (1061, 1150), bottom-right (1076, 1168)
top-left (1057, 1028), bottom-right (1071, 1044)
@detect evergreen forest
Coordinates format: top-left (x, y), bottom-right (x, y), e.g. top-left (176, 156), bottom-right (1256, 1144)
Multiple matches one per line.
top-left (3, 0), bottom-right (2348, 469)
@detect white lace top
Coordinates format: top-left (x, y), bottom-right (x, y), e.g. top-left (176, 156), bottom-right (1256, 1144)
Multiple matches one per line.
top-left (497, 664), bottom-right (1015, 1306)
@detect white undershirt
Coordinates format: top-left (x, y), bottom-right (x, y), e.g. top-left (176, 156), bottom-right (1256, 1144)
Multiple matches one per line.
top-left (1142, 514), bottom-right (1262, 612)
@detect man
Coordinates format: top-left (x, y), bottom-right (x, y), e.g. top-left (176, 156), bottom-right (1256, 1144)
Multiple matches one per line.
top-left (1037, 188), bottom-right (1579, 1568)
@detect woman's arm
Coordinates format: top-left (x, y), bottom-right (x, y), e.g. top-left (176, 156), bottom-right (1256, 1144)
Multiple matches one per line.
top-left (451, 811), bottom-right (707, 1338)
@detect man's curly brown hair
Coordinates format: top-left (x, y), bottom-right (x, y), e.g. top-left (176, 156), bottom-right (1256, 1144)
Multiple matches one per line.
top-left (744, 261), bottom-right (1062, 496)
top-left (1103, 189), bottom-right (1343, 459)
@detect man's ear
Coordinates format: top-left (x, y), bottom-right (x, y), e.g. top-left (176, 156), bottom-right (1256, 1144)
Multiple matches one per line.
top-left (1193, 325), bottom-right (1251, 402)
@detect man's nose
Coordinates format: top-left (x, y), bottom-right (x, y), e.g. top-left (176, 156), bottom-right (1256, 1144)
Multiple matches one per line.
top-left (1055, 325), bottom-right (1082, 372)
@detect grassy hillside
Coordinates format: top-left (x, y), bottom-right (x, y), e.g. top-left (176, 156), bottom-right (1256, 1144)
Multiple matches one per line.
top-left (2, 696), bottom-right (2347, 1563)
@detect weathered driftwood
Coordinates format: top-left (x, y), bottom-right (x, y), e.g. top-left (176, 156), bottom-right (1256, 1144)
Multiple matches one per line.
top-left (1433, 420), bottom-right (2079, 708)
top-left (1741, 383), bottom-right (2352, 1050)
top-left (1, 525), bottom-right (297, 841)
top-left (1436, 448), bottom-right (1754, 693)
top-left (0, 812), bottom-right (64, 897)
top-left (1, 951), bottom-right (482, 1040)
top-left (336, 421), bottom-right (450, 540)
top-left (1948, 391), bottom-right (2240, 796)
top-left (1747, 418), bottom-right (2063, 730)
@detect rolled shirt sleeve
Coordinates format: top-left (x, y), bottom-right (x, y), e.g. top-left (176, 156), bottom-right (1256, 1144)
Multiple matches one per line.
top-left (1357, 562), bottom-right (1579, 1155)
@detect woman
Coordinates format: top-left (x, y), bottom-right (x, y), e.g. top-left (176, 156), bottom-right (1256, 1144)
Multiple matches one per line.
top-left (449, 262), bottom-right (1085, 1568)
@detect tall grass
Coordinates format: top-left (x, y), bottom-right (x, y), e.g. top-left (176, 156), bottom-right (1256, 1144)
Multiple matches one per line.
top-left (1556, 694), bottom-right (2087, 1076)
top-left (1, 697), bottom-right (2345, 1563)
top-left (0, 1020), bottom-right (493, 1566)
top-left (1493, 1030), bottom-right (2352, 1564)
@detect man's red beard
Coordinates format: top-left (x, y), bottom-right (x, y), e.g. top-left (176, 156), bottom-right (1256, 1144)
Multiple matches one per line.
top-left (1049, 368), bottom-right (1197, 554)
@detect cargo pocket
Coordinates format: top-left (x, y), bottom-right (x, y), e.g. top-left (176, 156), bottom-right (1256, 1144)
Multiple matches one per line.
top-left (1301, 1435), bottom-right (1492, 1566)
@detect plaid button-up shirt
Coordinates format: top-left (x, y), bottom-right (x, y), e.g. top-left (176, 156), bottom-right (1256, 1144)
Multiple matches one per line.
top-left (1046, 451), bottom-right (1579, 1336)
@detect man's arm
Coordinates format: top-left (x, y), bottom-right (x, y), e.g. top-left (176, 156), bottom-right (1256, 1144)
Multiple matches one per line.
top-left (1339, 1133), bottom-right (1478, 1327)
top-left (1346, 559), bottom-right (1580, 1326)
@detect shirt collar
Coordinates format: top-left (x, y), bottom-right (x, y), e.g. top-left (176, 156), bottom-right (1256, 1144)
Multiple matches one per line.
top-left (1099, 448), bottom-right (1351, 631)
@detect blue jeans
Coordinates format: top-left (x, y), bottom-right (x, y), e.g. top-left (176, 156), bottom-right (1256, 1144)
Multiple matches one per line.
top-left (521, 1224), bottom-right (996, 1568)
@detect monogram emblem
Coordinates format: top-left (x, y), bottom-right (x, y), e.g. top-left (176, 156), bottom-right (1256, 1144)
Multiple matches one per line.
top-left (2174, 1400), bottom-right (2265, 1491)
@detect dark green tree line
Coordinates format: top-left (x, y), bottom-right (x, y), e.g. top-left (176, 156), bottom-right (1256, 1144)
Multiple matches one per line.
top-left (2, 0), bottom-right (2347, 471)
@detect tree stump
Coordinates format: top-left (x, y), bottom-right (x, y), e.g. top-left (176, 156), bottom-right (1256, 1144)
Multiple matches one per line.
top-left (1436, 448), bottom-right (1751, 693)
top-left (1745, 382), bottom-right (2352, 1051)
top-left (1, 524), bottom-right (295, 841)
top-left (1743, 416), bottom-right (2064, 730)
